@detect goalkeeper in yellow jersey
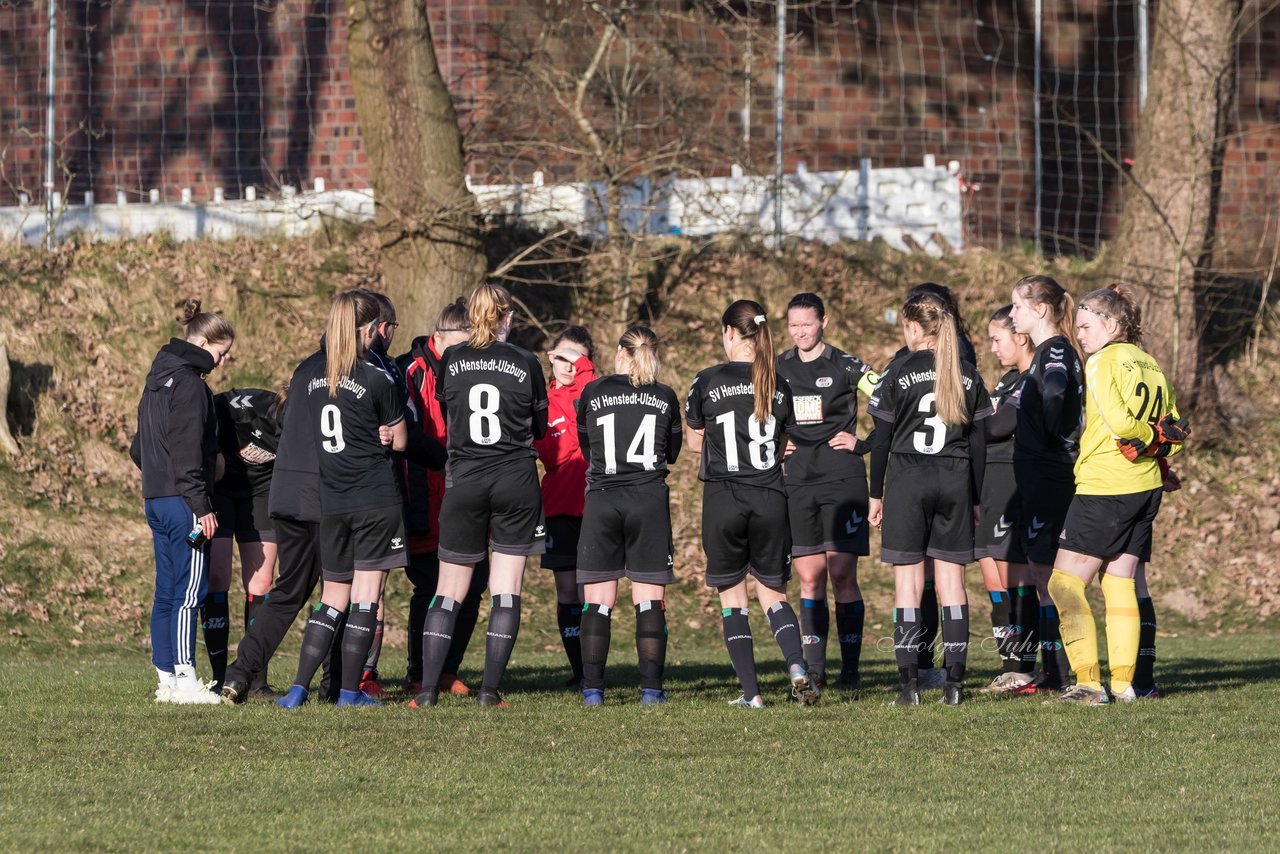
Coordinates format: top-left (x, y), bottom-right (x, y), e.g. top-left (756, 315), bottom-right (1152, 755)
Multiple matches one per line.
top-left (1046, 284), bottom-right (1189, 705)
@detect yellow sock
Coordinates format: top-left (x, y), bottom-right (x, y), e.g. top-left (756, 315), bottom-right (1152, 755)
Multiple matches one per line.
top-left (1048, 570), bottom-right (1101, 689)
top-left (1101, 573), bottom-right (1140, 692)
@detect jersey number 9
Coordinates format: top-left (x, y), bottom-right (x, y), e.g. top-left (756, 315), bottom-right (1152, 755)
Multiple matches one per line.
top-left (320, 404), bottom-right (345, 454)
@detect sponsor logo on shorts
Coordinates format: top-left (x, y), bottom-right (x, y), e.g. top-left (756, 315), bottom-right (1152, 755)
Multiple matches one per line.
top-left (816, 377), bottom-right (833, 388)
top-left (1027, 516), bottom-right (1046, 539)
top-left (846, 512), bottom-right (864, 535)
top-left (1059, 528), bottom-right (1067, 540)
top-left (534, 524), bottom-right (546, 538)
top-left (391, 536), bottom-right (404, 550)
top-left (995, 515), bottom-right (1011, 537)
top-left (667, 554), bottom-right (674, 566)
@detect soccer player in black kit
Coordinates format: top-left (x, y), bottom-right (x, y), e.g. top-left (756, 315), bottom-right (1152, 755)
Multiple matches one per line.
top-left (276, 290), bottom-right (409, 709)
top-left (1007, 274), bottom-right (1084, 693)
top-left (867, 290), bottom-right (992, 706)
top-left (413, 284), bottom-right (549, 709)
top-left (686, 300), bottom-right (819, 708)
top-left (776, 292), bottom-right (880, 691)
top-left (574, 326), bottom-right (682, 706)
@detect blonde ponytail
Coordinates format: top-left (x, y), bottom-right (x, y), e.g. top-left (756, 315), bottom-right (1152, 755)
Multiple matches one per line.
top-left (902, 292), bottom-right (968, 427)
top-left (325, 290), bottom-right (381, 398)
top-left (467, 284), bottom-right (511, 349)
top-left (619, 326), bottom-right (660, 387)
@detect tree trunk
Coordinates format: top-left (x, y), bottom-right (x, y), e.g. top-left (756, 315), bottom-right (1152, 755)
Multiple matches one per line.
top-left (346, 0), bottom-right (487, 331)
top-left (1107, 0), bottom-right (1241, 425)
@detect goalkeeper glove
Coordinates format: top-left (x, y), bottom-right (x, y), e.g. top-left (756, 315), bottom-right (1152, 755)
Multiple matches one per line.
top-left (1158, 457), bottom-right (1182, 493)
top-left (1154, 413), bottom-right (1191, 444)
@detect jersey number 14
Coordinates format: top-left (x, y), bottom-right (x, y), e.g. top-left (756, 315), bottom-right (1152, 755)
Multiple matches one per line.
top-left (597, 412), bottom-right (658, 474)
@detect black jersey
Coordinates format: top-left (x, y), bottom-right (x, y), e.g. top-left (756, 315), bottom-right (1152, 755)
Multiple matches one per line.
top-left (985, 368), bottom-right (1023, 465)
top-left (436, 341), bottom-right (548, 483)
top-left (866, 349), bottom-right (992, 459)
top-left (776, 344), bottom-right (878, 485)
top-left (1013, 335), bottom-right (1083, 467)
top-left (270, 349), bottom-right (324, 524)
top-left (305, 357), bottom-right (406, 514)
top-left (214, 388), bottom-right (281, 496)
top-left (577, 375), bottom-right (682, 489)
top-left (685, 362), bottom-right (794, 492)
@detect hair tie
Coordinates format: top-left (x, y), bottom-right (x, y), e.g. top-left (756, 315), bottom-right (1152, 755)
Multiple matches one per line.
top-left (753, 314), bottom-right (766, 326)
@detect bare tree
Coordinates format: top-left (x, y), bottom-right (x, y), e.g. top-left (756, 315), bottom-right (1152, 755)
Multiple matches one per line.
top-left (1107, 0), bottom-right (1245, 425)
top-left (346, 0), bottom-right (487, 328)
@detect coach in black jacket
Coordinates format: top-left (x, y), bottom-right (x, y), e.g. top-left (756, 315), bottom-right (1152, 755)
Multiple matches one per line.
top-left (131, 299), bottom-right (233, 705)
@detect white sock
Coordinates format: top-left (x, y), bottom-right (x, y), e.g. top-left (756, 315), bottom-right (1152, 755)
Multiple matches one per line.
top-left (155, 668), bottom-right (176, 688)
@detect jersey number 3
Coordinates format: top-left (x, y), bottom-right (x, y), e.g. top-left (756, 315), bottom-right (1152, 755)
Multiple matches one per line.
top-left (913, 392), bottom-right (946, 455)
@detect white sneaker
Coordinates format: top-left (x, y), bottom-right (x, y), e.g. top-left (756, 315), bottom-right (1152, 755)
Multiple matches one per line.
top-left (980, 671), bottom-right (1035, 694)
top-left (728, 694), bottom-right (765, 709)
top-left (918, 668), bottom-right (947, 691)
top-left (1112, 685), bottom-right (1138, 704)
top-left (170, 667), bottom-right (221, 705)
top-left (154, 669), bottom-right (177, 704)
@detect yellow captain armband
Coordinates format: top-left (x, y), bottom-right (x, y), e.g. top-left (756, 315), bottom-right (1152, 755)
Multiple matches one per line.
top-left (857, 370), bottom-right (881, 397)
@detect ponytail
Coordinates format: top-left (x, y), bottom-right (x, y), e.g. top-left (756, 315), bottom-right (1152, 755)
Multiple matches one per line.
top-left (902, 292), bottom-right (967, 427)
top-left (325, 289), bottom-right (381, 398)
top-left (618, 326), bottom-right (660, 387)
top-left (722, 299), bottom-right (776, 424)
top-left (468, 283), bottom-right (512, 349)
top-left (176, 297), bottom-right (235, 345)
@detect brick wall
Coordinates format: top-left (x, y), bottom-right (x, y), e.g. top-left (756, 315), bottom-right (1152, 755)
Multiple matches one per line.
top-left (1, 0), bottom-right (1275, 257)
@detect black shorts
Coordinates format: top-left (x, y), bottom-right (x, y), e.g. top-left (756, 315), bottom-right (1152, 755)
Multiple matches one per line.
top-left (701, 480), bottom-right (792, 589)
top-left (437, 462), bottom-right (546, 564)
top-left (881, 456), bottom-right (974, 565)
top-left (1011, 461), bottom-right (1074, 565)
top-left (974, 462), bottom-right (1018, 561)
top-left (1059, 489), bottom-right (1163, 561)
top-left (319, 504), bottom-right (408, 582)
top-left (576, 483), bottom-right (676, 585)
top-left (786, 477), bottom-right (870, 556)
top-left (212, 491), bottom-right (276, 544)
top-left (541, 515), bottom-right (582, 570)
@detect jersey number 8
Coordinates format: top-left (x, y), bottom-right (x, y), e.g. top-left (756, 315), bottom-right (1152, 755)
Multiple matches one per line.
top-left (469, 383), bottom-right (502, 445)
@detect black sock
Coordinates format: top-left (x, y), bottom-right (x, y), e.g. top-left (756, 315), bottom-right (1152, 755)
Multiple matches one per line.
top-left (988, 590), bottom-right (1014, 673)
top-left (444, 564), bottom-right (487, 676)
top-left (340, 603), bottom-right (380, 694)
top-left (579, 604), bottom-right (612, 691)
top-left (557, 602), bottom-right (584, 680)
top-left (918, 581), bottom-right (938, 670)
top-left (894, 607), bottom-right (921, 686)
top-left (419, 596), bottom-right (461, 695)
top-left (294, 604), bottom-right (342, 690)
top-left (721, 608), bottom-right (759, 699)
top-left (201, 591), bottom-right (230, 686)
top-left (799, 598), bottom-right (828, 681)
top-left (361, 619), bottom-right (384, 679)
top-left (244, 593), bottom-right (269, 689)
top-left (942, 603), bottom-right (970, 683)
top-left (1040, 604), bottom-right (1070, 686)
top-left (834, 600), bottom-right (865, 680)
top-left (634, 600), bottom-right (668, 691)
top-left (481, 593), bottom-right (521, 692)
top-left (1013, 585), bottom-right (1039, 674)
top-left (766, 600), bottom-right (806, 671)
top-left (1135, 596), bottom-right (1158, 691)
top-left (405, 559), bottom-right (434, 684)
top-left (319, 609), bottom-right (347, 701)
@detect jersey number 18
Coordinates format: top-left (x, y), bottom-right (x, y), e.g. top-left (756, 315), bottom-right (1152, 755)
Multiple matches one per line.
top-left (715, 411), bottom-right (776, 471)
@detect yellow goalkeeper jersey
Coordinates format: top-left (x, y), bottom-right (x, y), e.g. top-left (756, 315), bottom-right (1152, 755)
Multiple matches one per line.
top-left (1075, 342), bottom-right (1182, 495)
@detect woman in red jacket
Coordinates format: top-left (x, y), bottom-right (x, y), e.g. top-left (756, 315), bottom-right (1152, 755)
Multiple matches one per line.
top-left (534, 326), bottom-right (596, 688)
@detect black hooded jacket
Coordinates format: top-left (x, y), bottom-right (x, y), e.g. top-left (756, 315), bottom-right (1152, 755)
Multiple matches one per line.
top-left (130, 338), bottom-right (219, 516)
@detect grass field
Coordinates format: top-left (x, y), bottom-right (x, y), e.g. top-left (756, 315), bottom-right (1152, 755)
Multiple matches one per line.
top-left (3, 633), bottom-right (1279, 851)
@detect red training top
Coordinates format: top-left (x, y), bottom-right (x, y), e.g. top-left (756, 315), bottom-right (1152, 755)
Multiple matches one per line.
top-left (533, 354), bottom-right (595, 518)
top-left (403, 337), bottom-right (449, 554)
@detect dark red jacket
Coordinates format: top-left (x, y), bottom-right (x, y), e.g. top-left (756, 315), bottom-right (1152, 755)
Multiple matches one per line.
top-left (533, 354), bottom-right (594, 518)
top-left (400, 336), bottom-right (449, 554)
